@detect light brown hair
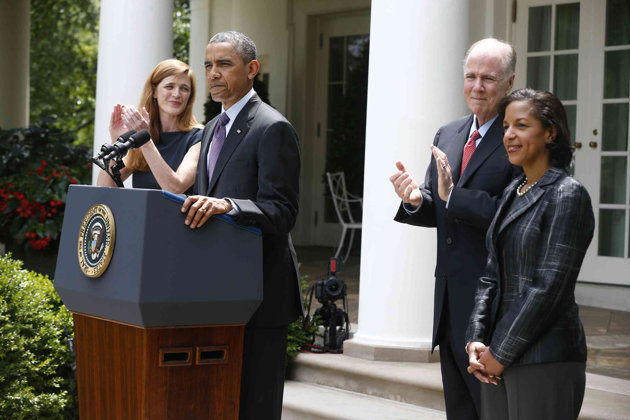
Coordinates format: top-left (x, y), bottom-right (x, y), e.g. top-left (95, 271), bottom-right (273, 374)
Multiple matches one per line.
top-left (126, 59), bottom-right (203, 172)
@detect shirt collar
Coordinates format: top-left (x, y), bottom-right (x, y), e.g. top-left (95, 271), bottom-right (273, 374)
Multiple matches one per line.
top-left (469, 114), bottom-right (498, 140)
top-left (222, 88), bottom-right (256, 123)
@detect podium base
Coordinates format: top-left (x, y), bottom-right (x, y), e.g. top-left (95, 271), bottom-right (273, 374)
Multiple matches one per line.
top-left (74, 314), bottom-right (244, 419)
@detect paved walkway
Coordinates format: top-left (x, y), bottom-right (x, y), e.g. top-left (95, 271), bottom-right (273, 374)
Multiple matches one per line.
top-left (296, 246), bottom-right (630, 381)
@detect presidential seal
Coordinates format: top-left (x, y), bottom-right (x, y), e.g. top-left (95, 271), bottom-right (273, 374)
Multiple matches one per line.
top-left (77, 204), bottom-right (115, 278)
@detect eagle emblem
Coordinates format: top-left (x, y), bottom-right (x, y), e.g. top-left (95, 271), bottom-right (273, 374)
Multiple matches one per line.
top-left (78, 204), bottom-right (115, 278)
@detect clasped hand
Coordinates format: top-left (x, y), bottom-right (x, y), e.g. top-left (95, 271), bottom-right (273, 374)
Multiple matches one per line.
top-left (466, 342), bottom-right (504, 385)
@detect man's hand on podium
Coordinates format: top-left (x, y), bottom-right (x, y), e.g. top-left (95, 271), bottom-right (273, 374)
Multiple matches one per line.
top-left (181, 195), bottom-right (232, 229)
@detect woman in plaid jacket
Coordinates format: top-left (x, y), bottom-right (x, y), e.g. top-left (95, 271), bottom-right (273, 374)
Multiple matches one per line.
top-left (465, 89), bottom-right (594, 420)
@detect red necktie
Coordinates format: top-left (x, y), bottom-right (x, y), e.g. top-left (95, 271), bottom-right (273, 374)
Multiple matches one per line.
top-left (460, 130), bottom-right (480, 176)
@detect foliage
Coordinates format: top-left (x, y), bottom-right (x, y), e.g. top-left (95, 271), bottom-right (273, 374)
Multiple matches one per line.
top-left (0, 254), bottom-right (77, 418)
top-left (173, 0), bottom-right (191, 64)
top-left (286, 271), bottom-right (320, 361)
top-left (0, 122), bottom-right (92, 251)
top-left (30, 0), bottom-right (100, 147)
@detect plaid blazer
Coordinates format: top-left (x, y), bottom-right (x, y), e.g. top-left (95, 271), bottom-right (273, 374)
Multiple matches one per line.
top-left (466, 167), bottom-right (594, 367)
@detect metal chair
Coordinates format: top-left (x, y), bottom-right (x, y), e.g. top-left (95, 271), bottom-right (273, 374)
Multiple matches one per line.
top-left (326, 171), bottom-right (362, 263)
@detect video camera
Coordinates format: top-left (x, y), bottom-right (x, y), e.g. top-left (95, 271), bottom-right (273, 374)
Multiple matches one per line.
top-left (304, 257), bottom-right (350, 353)
top-left (315, 257), bottom-right (346, 304)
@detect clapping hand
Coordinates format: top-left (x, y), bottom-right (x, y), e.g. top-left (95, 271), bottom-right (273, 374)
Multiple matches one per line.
top-left (431, 145), bottom-right (454, 202)
top-left (121, 104), bottom-right (150, 133)
top-left (109, 104), bottom-right (129, 142)
top-left (390, 161), bottom-right (422, 207)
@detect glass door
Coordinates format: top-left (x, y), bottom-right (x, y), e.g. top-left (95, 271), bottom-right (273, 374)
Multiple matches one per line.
top-left (514, 0), bottom-right (630, 285)
top-left (311, 11), bottom-right (370, 246)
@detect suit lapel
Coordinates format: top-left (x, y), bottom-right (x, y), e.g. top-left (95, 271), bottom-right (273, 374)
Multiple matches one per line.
top-left (458, 117), bottom-right (505, 186)
top-left (448, 115), bottom-right (474, 186)
top-left (206, 95), bottom-right (260, 195)
top-left (495, 168), bottom-right (563, 237)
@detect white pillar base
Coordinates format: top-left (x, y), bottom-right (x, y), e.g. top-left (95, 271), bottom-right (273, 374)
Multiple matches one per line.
top-left (344, 338), bottom-right (439, 363)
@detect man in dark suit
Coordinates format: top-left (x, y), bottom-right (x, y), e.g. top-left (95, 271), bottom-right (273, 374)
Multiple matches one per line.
top-left (181, 31), bottom-right (302, 420)
top-left (389, 38), bottom-right (518, 419)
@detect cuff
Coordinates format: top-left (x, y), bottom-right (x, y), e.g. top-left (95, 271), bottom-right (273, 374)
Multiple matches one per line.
top-left (223, 198), bottom-right (240, 217)
top-left (402, 191), bottom-right (423, 214)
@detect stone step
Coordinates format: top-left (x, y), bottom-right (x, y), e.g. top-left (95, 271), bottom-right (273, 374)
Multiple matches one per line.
top-left (285, 353), bottom-right (630, 420)
top-left (282, 381), bottom-right (446, 420)
top-left (287, 353), bottom-right (445, 411)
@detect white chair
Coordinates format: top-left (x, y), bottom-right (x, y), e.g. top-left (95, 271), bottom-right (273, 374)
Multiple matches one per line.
top-left (326, 172), bottom-right (362, 263)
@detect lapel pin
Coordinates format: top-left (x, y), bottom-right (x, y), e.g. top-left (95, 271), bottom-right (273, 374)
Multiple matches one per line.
top-left (236, 129), bottom-right (242, 134)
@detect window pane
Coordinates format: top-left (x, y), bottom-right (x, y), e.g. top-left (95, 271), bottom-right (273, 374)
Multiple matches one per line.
top-left (565, 104), bottom-right (577, 145)
top-left (554, 54), bottom-right (578, 100)
top-left (329, 37), bottom-right (344, 83)
top-left (556, 3), bottom-right (580, 50)
top-left (606, 0), bottom-right (630, 46)
top-left (327, 84), bottom-right (344, 133)
top-left (528, 6), bottom-right (552, 52)
top-left (346, 34), bottom-right (369, 75)
top-left (600, 157), bottom-right (627, 204)
top-left (599, 209), bottom-right (626, 257)
top-left (604, 50), bottom-right (630, 99)
top-left (527, 56), bottom-right (550, 91)
top-left (602, 103), bottom-right (629, 151)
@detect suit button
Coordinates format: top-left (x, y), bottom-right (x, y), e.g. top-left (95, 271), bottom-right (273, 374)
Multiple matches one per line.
top-left (446, 237), bottom-right (453, 245)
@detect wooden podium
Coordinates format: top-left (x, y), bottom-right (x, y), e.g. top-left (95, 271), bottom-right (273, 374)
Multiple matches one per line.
top-left (54, 186), bottom-right (263, 419)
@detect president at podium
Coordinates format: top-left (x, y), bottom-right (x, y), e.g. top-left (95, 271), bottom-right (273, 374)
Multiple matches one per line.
top-left (181, 31), bottom-right (303, 420)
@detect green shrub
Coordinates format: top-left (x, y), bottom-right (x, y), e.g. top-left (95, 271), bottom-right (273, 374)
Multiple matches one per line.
top-left (0, 254), bottom-right (77, 419)
top-left (286, 270), bottom-right (320, 362)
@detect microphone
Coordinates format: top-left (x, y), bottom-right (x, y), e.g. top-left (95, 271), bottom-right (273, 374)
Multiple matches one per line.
top-left (102, 129), bottom-right (151, 161)
top-left (93, 130), bottom-right (136, 161)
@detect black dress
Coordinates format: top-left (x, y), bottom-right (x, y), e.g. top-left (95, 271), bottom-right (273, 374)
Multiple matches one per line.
top-left (132, 128), bottom-right (202, 194)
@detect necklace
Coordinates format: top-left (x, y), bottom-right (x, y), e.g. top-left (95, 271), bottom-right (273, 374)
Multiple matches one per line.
top-left (516, 177), bottom-right (538, 197)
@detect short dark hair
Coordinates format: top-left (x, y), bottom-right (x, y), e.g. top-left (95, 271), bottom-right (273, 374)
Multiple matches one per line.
top-left (498, 88), bottom-right (573, 169)
top-left (209, 31), bottom-right (257, 63)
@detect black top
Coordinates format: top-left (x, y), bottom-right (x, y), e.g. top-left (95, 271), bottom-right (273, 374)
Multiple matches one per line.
top-left (132, 128), bottom-right (202, 194)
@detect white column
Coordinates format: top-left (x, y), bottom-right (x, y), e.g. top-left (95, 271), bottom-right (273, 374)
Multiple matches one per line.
top-left (0, 0), bottom-right (29, 129)
top-left (92, 0), bottom-right (173, 184)
top-left (189, 0), bottom-right (212, 123)
top-left (344, 0), bottom-right (469, 361)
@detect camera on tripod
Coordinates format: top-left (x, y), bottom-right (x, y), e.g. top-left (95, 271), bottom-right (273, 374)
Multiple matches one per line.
top-left (304, 257), bottom-right (350, 353)
top-left (315, 258), bottom-right (346, 304)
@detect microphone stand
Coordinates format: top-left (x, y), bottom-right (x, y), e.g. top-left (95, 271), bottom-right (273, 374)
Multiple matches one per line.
top-left (91, 156), bottom-right (125, 187)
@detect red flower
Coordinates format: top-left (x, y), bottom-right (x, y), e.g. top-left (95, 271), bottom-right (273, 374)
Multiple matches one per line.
top-left (41, 160), bottom-right (47, 166)
top-left (69, 178), bottom-right (78, 184)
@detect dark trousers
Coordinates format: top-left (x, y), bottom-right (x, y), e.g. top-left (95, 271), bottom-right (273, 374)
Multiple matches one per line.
top-left (480, 361), bottom-right (585, 420)
top-left (438, 298), bottom-right (481, 419)
top-left (238, 324), bottom-right (289, 420)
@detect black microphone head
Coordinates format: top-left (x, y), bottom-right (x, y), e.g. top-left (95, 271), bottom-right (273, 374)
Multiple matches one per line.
top-left (117, 130), bottom-right (136, 142)
top-left (128, 129), bottom-right (151, 148)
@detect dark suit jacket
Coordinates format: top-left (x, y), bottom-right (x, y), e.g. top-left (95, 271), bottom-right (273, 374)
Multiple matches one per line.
top-left (394, 114), bottom-right (517, 351)
top-left (466, 168), bottom-right (593, 367)
top-left (194, 94), bottom-right (303, 327)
